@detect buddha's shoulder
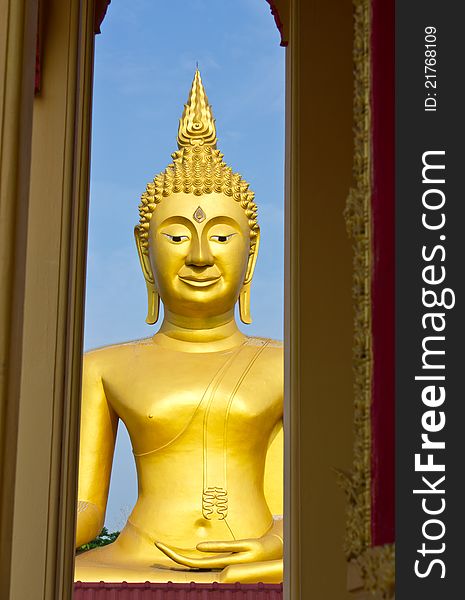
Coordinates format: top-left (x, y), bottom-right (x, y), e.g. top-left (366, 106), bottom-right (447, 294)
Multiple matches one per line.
top-left (83, 337), bottom-right (154, 371)
top-left (246, 335), bottom-right (283, 348)
top-left (245, 336), bottom-right (283, 360)
top-left (244, 337), bottom-right (283, 390)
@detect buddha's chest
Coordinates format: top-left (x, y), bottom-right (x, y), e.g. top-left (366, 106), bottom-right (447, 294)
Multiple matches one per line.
top-left (105, 347), bottom-right (282, 455)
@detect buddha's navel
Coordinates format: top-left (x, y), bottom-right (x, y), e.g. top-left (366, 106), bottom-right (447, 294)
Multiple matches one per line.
top-left (194, 517), bottom-right (213, 537)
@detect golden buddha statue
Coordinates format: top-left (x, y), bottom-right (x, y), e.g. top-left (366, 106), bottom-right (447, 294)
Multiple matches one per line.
top-left (74, 70), bottom-right (283, 584)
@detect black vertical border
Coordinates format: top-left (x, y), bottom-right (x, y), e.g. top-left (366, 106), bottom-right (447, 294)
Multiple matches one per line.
top-left (396, 2), bottom-right (465, 597)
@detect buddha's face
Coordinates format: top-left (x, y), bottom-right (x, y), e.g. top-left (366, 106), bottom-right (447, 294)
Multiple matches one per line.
top-left (138, 192), bottom-right (258, 319)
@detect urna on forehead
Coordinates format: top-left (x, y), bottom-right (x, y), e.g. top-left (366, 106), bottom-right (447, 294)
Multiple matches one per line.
top-left (136, 69), bottom-right (259, 255)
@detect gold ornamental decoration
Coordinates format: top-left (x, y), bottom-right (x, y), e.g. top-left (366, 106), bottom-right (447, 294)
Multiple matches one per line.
top-left (355, 545), bottom-right (395, 599)
top-left (341, 0), bottom-right (373, 560)
top-left (340, 0), bottom-right (395, 595)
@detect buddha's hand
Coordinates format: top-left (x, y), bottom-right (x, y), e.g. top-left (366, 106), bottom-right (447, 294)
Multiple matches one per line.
top-left (155, 528), bottom-right (283, 570)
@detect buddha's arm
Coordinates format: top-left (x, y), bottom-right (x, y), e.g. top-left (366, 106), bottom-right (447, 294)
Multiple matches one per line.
top-left (264, 420), bottom-right (283, 517)
top-left (75, 354), bottom-right (118, 548)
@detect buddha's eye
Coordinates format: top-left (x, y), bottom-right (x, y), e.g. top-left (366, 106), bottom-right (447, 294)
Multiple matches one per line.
top-left (162, 233), bottom-right (189, 243)
top-left (210, 234), bottom-right (235, 243)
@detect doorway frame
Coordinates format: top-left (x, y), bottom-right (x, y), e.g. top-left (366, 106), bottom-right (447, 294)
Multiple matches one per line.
top-left (0, 0), bottom-right (375, 598)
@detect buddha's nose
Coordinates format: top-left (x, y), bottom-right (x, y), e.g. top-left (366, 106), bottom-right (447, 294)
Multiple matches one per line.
top-left (186, 236), bottom-right (214, 267)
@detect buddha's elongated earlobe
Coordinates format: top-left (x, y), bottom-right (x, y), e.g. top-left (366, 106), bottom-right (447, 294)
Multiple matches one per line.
top-left (145, 283), bottom-right (160, 325)
top-left (239, 283), bottom-right (252, 324)
top-left (239, 229), bottom-right (260, 325)
top-left (135, 225), bottom-right (159, 325)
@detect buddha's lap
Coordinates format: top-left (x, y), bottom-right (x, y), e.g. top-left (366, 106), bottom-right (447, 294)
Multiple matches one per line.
top-left (74, 546), bottom-right (283, 584)
top-left (74, 553), bottom-right (222, 583)
top-left (75, 525), bottom-right (227, 570)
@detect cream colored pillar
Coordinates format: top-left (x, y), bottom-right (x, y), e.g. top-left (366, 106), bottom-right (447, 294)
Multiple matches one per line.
top-left (0, 0), bottom-right (95, 598)
top-left (285, 1), bottom-right (355, 599)
top-left (0, 0), bottom-right (39, 594)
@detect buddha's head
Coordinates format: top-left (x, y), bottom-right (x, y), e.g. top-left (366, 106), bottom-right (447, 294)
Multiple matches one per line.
top-left (134, 70), bottom-right (260, 325)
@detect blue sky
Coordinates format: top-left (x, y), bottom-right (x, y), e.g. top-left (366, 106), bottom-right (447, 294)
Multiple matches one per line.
top-left (84, 0), bottom-right (285, 531)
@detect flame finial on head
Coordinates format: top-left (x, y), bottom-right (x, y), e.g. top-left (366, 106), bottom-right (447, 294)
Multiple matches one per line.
top-left (177, 69), bottom-right (217, 149)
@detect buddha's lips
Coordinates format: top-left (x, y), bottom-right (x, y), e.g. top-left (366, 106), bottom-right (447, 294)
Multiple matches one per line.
top-left (178, 275), bottom-right (220, 287)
